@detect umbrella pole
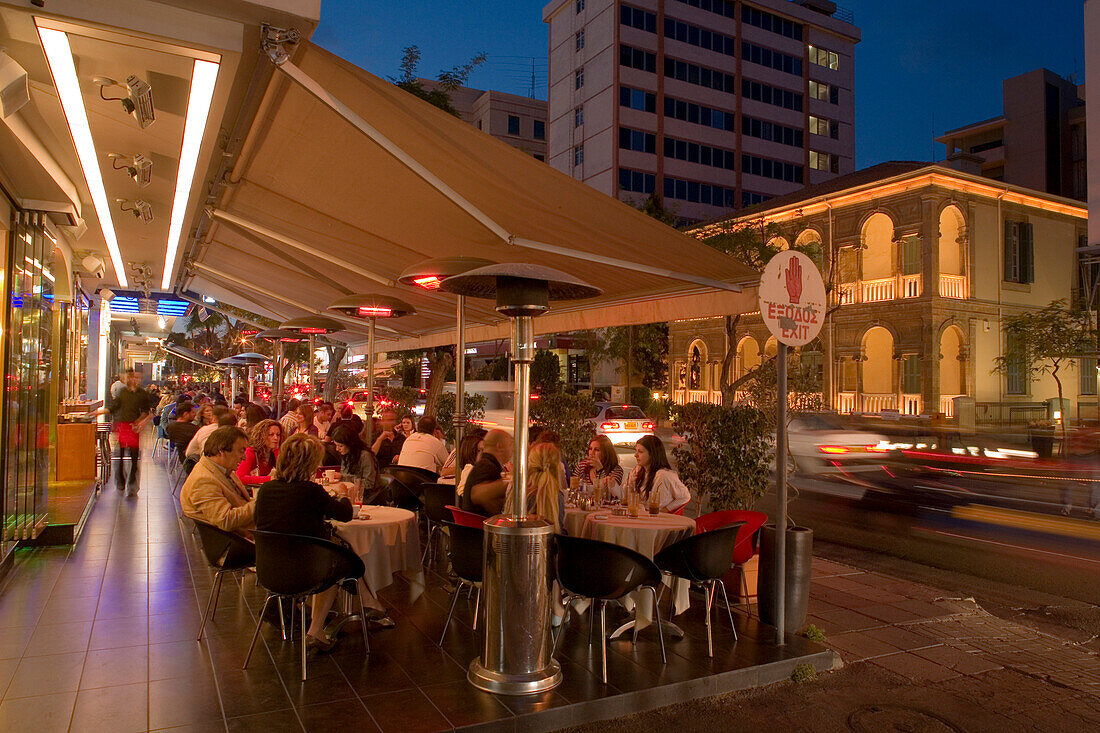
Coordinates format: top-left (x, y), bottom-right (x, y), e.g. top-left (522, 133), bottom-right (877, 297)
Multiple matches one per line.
top-left (456, 294), bottom-right (466, 445)
top-left (248, 366), bottom-right (255, 403)
top-left (275, 342), bottom-right (284, 416)
top-left (308, 333), bottom-right (315, 401)
top-left (365, 317), bottom-right (376, 447)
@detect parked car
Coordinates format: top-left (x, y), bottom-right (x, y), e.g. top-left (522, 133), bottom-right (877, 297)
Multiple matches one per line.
top-left (337, 388), bottom-right (377, 418)
top-left (787, 413), bottom-right (891, 474)
top-left (589, 402), bottom-right (655, 446)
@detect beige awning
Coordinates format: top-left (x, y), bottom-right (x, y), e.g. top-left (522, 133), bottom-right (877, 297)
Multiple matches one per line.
top-left (185, 41), bottom-right (758, 348)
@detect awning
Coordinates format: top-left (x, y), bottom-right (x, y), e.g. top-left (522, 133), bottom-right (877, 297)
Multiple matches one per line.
top-left (164, 344), bottom-right (218, 367)
top-left (184, 41), bottom-right (758, 349)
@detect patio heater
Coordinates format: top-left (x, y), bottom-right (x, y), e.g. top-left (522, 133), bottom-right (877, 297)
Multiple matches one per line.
top-left (397, 258), bottom-right (494, 445)
top-left (256, 329), bottom-right (308, 415)
top-left (279, 316), bottom-right (344, 401)
top-left (216, 353), bottom-right (268, 403)
top-left (326, 295), bottom-right (416, 446)
top-left (441, 263), bottom-right (601, 695)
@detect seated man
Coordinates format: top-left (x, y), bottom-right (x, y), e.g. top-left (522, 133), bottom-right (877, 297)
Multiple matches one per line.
top-left (371, 408), bottom-right (404, 470)
top-left (461, 429), bottom-right (513, 516)
top-left (397, 416), bottom-right (449, 473)
top-left (180, 426), bottom-right (255, 536)
top-left (186, 407), bottom-right (235, 462)
top-left (164, 401), bottom-right (200, 462)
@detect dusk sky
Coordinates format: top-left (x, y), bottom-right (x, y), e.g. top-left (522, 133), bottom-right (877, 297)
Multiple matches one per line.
top-left (314, 1), bottom-right (1086, 168)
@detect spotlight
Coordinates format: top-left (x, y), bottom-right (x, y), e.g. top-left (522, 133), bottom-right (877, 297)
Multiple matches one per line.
top-left (108, 152), bottom-right (152, 188)
top-left (117, 198), bottom-right (153, 224)
top-left (95, 75), bottom-right (155, 128)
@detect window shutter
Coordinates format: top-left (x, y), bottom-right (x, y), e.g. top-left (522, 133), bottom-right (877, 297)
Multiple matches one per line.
top-left (1021, 222), bottom-right (1034, 283)
top-left (1003, 221), bottom-right (1016, 282)
top-left (902, 236), bottom-right (921, 275)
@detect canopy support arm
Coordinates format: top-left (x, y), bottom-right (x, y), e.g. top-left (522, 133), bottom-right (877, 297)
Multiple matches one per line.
top-left (175, 289), bottom-right (280, 327)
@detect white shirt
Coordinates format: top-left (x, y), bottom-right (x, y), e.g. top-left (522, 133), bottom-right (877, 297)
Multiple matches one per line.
top-left (397, 431), bottom-right (449, 473)
top-left (622, 466), bottom-right (691, 512)
top-left (186, 422), bottom-right (219, 461)
top-left (456, 463), bottom-right (474, 497)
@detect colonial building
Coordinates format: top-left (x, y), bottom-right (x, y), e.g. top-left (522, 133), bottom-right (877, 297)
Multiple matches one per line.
top-left (670, 162), bottom-right (1090, 420)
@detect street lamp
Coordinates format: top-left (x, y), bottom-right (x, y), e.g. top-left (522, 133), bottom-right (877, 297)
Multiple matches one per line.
top-left (441, 262), bottom-right (601, 696)
top-left (256, 329), bottom-right (308, 415)
top-left (279, 316), bottom-right (344, 401)
top-left (327, 294), bottom-right (416, 446)
top-left (397, 257), bottom-right (494, 445)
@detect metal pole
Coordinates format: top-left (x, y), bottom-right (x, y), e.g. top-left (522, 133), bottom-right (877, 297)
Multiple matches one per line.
top-left (365, 317), bottom-right (375, 447)
top-left (308, 333), bottom-right (315, 401)
top-left (775, 341), bottom-right (788, 646)
top-left (456, 294), bottom-right (466, 445)
top-left (275, 341), bottom-right (284, 416)
top-left (512, 315), bottom-right (534, 520)
top-left (248, 366), bottom-right (255, 403)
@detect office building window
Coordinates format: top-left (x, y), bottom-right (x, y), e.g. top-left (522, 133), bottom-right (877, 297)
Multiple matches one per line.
top-left (743, 191), bottom-right (770, 207)
top-left (620, 87), bottom-right (657, 113)
top-left (743, 116), bottom-right (802, 147)
top-left (1003, 220), bottom-right (1034, 284)
top-left (742, 6), bottom-right (803, 40)
top-left (576, 0), bottom-right (584, 12)
top-left (619, 127), bottom-right (656, 154)
top-left (1081, 358), bottom-right (1097, 396)
top-left (664, 96), bottom-right (734, 131)
top-left (664, 18), bottom-right (736, 55)
top-left (575, 30), bottom-right (585, 51)
top-left (743, 154), bottom-right (803, 183)
top-left (575, 67), bottom-right (584, 89)
top-left (809, 115), bottom-right (839, 139)
top-left (808, 44), bottom-right (839, 70)
top-left (673, 0), bottom-right (736, 21)
top-left (742, 79), bottom-right (802, 111)
top-left (665, 58), bottom-right (736, 93)
top-left (533, 119), bottom-right (545, 140)
top-left (574, 106), bottom-right (584, 127)
top-left (508, 115), bottom-right (520, 135)
top-left (809, 151), bottom-right (837, 173)
top-left (620, 45), bottom-right (657, 73)
top-left (574, 145), bottom-right (584, 167)
top-left (619, 167), bottom-right (655, 194)
top-left (621, 5), bottom-right (657, 33)
top-left (664, 136), bottom-right (736, 170)
top-left (809, 80), bottom-right (840, 104)
top-left (741, 41), bottom-right (802, 76)
top-left (663, 175), bottom-right (737, 208)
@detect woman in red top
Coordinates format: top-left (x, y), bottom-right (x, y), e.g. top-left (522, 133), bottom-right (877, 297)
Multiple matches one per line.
top-left (237, 419), bottom-right (284, 486)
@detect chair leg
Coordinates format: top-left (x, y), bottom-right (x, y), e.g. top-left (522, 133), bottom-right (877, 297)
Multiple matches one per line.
top-left (355, 585), bottom-right (371, 655)
top-left (704, 581), bottom-right (715, 658)
top-left (717, 579), bottom-right (738, 642)
top-left (552, 598), bottom-right (575, 654)
top-left (243, 595), bottom-right (274, 669)
top-left (440, 583), bottom-right (462, 645)
top-left (197, 571), bottom-right (224, 640)
top-left (472, 586), bottom-right (481, 632)
top-left (299, 598), bottom-right (308, 682)
top-left (647, 585), bottom-right (666, 663)
top-left (741, 569), bottom-right (752, 618)
top-left (278, 597), bottom-right (288, 640)
top-left (599, 600), bottom-right (608, 685)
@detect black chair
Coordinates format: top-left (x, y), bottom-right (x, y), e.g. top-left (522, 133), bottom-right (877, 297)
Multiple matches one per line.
top-left (193, 521), bottom-right (256, 640)
top-left (439, 522), bottom-right (483, 646)
top-left (384, 465), bottom-right (438, 510)
top-left (654, 523), bottom-right (743, 657)
top-left (419, 483), bottom-right (456, 567)
top-left (244, 530), bottom-right (371, 680)
top-left (553, 535), bottom-right (666, 683)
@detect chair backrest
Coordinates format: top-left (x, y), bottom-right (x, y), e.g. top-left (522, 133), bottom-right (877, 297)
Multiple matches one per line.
top-left (553, 535), bottom-right (661, 600)
top-left (696, 510), bottom-right (768, 565)
top-left (445, 522), bottom-right (483, 583)
top-left (193, 520), bottom-right (255, 571)
top-left (385, 464), bottom-right (440, 488)
top-left (252, 530), bottom-right (359, 597)
top-left (446, 504), bottom-right (486, 528)
top-left (655, 523), bottom-right (743, 582)
top-left (420, 483), bottom-right (456, 523)
top-left (669, 503), bottom-right (687, 516)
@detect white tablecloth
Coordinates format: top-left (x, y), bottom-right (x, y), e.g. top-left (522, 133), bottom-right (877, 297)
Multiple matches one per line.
top-left (563, 507), bottom-right (597, 537)
top-left (333, 506), bottom-right (424, 596)
top-left (576, 512), bottom-right (696, 630)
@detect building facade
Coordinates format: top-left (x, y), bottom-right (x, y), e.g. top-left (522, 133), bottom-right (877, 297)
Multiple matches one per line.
top-left (938, 69), bottom-right (1086, 202)
top-left (670, 163), bottom-right (1090, 422)
top-left (420, 80), bottom-right (549, 160)
top-left (543, 0), bottom-right (859, 223)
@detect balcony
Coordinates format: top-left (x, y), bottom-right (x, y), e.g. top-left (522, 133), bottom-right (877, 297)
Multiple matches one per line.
top-left (860, 277), bottom-right (895, 302)
top-left (837, 273), bottom-right (966, 305)
top-left (940, 274), bottom-right (967, 299)
top-left (901, 274), bottom-right (921, 298)
top-left (837, 283), bottom-right (856, 305)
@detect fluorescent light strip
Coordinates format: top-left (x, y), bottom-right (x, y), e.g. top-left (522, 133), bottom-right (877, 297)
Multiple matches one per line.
top-left (161, 58), bottom-right (219, 289)
top-left (36, 27), bottom-right (128, 287)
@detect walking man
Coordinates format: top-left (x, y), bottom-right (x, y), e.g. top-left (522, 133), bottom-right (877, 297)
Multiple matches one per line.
top-left (106, 368), bottom-right (153, 496)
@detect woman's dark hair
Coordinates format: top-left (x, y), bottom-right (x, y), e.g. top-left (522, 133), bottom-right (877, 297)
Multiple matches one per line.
top-left (244, 403), bottom-right (266, 430)
top-left (457, 432), bottom-right (482, 474)
top-left (534, 429), bottom-right (561, 446)
top-left (331, 425), bottom-right (366, 465)
top-left (590, 435), bottom-right (619, 475)
top-left (636, 434), bottom-right (671, 498)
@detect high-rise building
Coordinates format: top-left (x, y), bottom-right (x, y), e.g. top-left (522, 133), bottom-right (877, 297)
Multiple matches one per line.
top-left (937, 69), bottom-right (1086, 202)
top-left (542, 0), bottom-right (860, 223)
top-left (418, 79), bottom-right (549, 161)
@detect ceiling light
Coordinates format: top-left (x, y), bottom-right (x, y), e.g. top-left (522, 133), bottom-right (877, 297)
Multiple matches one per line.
top-left (161, 58), bottom-right (219, 289)
top-left (108, 152), bottom-right (152, 188)
top-left (412, 275), bottom-right (442, 290)
top-left (118, 198), bottom-right (153, 224)
top-left (156, 316), bottom-right (166, 329)
top-left (37, 27), bottom-right (128, 286)
top-left (357, 306), bottom-right (393, 317)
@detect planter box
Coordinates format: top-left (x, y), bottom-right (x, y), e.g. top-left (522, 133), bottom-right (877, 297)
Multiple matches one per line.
top-left (722, 554), bottom-right (758, 602)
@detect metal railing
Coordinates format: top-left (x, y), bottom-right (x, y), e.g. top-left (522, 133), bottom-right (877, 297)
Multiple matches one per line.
top-left (974, 402), bottom-right (1047, 426)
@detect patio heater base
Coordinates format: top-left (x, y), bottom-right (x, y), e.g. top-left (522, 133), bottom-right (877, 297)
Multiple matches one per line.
top-left (467, 658), bottom-right (562, 696)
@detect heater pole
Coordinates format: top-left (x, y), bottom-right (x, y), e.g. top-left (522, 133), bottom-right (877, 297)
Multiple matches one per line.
top-left (365, 317), bottom-right (376, 448)
top-left (308, 333), bottom-right (315, 400)
top-left (455, 294), bottom-right (466, 445)
top-left (511, 314), bottom-right (533, 519)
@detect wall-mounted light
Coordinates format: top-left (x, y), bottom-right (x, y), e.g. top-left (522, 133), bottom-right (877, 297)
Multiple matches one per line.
top-left (94, 75), bottom-right (155, 128)
top-left (108, 152), bottom-right (152, 188)
top-left (117, 198), bottom-right (153, 224)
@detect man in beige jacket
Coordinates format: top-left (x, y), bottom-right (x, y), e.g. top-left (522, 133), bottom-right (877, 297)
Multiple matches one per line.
top-left (180, 426), bottom-right (255, 535)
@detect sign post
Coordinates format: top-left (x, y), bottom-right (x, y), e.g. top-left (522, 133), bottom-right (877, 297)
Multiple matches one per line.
top-left (758, 250), bottom-right (826, 645)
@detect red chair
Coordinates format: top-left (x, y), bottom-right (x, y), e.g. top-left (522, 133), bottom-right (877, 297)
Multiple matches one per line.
top-left (695, 510), bottom-right (768, 616)
top-left (446, 504), bottom-right (486, 528)
top-left (670, 503), bottom-right (687, 516)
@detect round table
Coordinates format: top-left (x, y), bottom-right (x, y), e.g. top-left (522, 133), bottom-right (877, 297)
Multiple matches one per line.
top-left (563, 506), bottom-right (597, 537)
top-left (332, 506), bottom-right (423, 594)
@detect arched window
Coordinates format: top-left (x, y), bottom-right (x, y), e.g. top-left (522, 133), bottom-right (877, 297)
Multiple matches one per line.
top-left (688, 340), bottom-right (707, 390)
top-left (861, 326), bottom-right (894, 395)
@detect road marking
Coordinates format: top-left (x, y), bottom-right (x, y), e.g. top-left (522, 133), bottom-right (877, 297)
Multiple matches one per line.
top-left (914, 527), bottom-right (1100, 566)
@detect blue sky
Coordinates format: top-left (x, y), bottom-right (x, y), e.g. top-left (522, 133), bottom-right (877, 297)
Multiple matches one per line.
top-left (314, 1), bottom-right (1086, 168)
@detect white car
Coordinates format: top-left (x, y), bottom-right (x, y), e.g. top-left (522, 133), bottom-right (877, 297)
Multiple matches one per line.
top-left (787, 414), bottom-right (891, 474)
top-left (590, 402), bottom-right (655, 447)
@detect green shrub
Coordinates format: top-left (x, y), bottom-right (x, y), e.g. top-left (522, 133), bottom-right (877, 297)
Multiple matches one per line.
top-left (629, 386), bottom-right (652, 410)
top-left (531, 349), bottom-right (562, 394)
top-left (379, 386), bottom-right (421, 417)
top-left (671, 402), bottom-right (771, 513)
top-left (529, 392), bottom-right (596, 468)
top-left (791, 663), bottom-right (818, 683)
top-left (433, 392), bottom-right (487, 442)
top-left (801, 624), bottom-right (826, 643)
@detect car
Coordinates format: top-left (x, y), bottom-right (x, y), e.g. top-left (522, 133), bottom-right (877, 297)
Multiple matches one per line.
top-left (787, 413), bottom-right (891, 475)
top-left (337, 388), bottom-right (378, 418)
top-left (589, 402), bottom-right (655, 447)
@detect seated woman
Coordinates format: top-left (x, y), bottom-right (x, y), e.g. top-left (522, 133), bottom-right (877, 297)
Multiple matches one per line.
top-left (237, 419), bottom-right (283, 487)
top-left (574, 435), bottom-right (624, 495)
top-left (503, 442), bottom-right (567, 533)
top-left (623, 434), bottom-right (691, 513)
top-left (254, 433), bottom-right (354, 652)
top-left (454, 429), bottom-right (486, 498)
top-left (330, 425), bottom-right (378, 496)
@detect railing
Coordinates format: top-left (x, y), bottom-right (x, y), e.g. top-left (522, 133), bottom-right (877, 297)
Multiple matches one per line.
top-left (940, 274), bottom-right (967, 299)
top-left (862, 393), bottom-right (897, 413)
top-left (901, 394), bottom-right (922, 415)
top-left (673, 389), bottom-right (722, 406)
top-left (940, 395), bottom-right (963, 417)
top-left (901, 274), bottom-right (921, 298)
top-left (836, 392), bottom-right (857, 413)
top-left (837, 283), bottom-right (856, 305)
top-left (975, 402), bottom-right (1047, 426)
top-left (861, 277), bottom-right (895, 302)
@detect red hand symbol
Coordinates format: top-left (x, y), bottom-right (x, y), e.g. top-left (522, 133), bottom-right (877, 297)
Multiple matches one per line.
top-left (785, 256), bottom-right (803, 304)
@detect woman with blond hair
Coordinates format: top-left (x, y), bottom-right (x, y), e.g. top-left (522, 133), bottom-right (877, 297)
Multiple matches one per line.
top-left (254, 433), bottom-right (354, 652)
top-left (236, 419), bottom-right (283, 487)
top-left (504, 442), bottom-right (568, 533)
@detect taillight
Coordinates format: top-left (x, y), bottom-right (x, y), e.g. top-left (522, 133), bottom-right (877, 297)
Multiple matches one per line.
top-left (601, 422), bottom-right (617, 431)
top-left (818, 445), bottom-right (850, 454)
top-left (866, 444), bottom-right (889, 453)
top-left (643, 422), bottom-right (655, 431)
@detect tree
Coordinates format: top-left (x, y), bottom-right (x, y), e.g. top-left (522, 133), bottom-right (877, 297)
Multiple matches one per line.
top-left (672, 402), bottom-right (771, 514)
top-left (529, 393), bottom-right (596, 468)
top-left (993, 300), bottom-right (1095, 452)
top-left (392, 45), bottom-right (487, 117)
top-left (581, 323), bottom-right (669, 391)
top-left (531, 349), bottom-right (562, 394)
